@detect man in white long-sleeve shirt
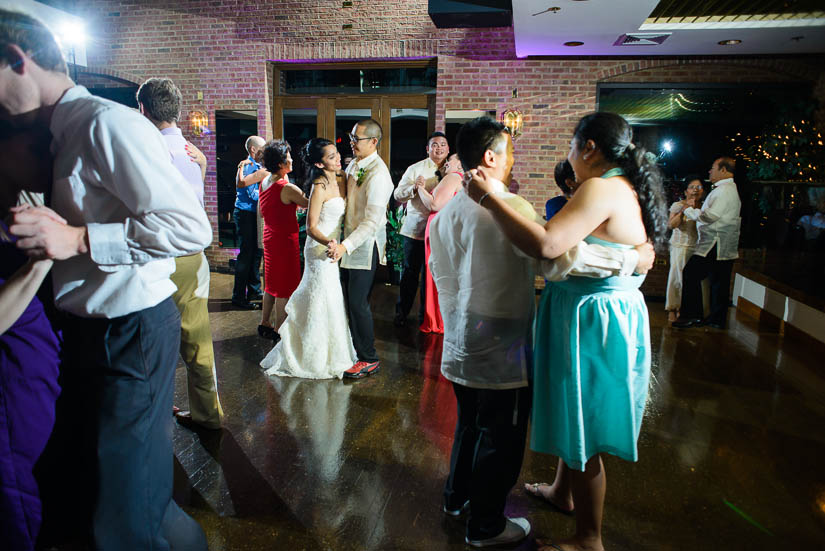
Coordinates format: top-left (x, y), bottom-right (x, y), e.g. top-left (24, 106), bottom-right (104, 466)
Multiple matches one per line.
top-left (392, 131), bottom-right (449, 326)
top-left (1, 11), bottom-right (209, 550)
top-left (673, 156), bottom-right (741, 329)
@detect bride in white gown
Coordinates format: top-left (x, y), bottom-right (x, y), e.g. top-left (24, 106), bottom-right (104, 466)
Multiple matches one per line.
top-left (261, 139), bottom-right (357, 379)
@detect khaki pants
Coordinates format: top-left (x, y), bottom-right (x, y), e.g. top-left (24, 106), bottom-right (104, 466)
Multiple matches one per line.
top-left (170, 252), bottom-right (223, 429)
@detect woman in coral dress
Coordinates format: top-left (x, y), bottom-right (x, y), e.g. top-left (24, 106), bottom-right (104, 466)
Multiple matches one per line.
top-left (258, 140), bottom-right (308, 340)
top-left (417, 153), bottom-right (463, 334)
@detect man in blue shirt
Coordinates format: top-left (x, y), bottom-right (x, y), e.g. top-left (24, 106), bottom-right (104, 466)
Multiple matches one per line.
top-left (233, 136), bottom-right (267, 309)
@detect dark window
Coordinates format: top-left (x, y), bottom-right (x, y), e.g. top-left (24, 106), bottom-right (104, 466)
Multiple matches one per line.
top-left (284, 67), bottom-right (436, 95)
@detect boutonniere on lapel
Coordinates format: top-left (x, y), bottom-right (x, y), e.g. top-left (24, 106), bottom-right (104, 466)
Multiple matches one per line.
top-left (356, 167), bottom-right (367, 187)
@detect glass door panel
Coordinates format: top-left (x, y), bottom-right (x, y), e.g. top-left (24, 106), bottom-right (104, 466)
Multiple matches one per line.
top-left (389, 108), bottom-right (429, 185)
top-left (335, 108), bottom-right (373, 170)
top-left (215, 109), bottom-right (257, 248)
top-left (282, 107), bottom-right (318, 189)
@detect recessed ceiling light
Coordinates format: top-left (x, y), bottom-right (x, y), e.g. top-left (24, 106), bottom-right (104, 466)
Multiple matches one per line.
top-left (718, 39), bottom-right (742, 45)
top-left (564, 41), bottom-right (584, 47)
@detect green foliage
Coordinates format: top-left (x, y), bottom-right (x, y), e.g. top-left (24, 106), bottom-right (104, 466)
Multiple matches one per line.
top-left (732, 101), bottom-right (825, 184)
top-left (385, 205), bottom-right (405, 274)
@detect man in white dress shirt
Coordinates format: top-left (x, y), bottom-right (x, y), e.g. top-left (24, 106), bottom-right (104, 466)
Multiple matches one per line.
top-left (429, 117), bottom-right (653, 548)
top-left (673, 156), bottom-right (741, 329)
top-left (1, 11), bottom-right (210, 549)
top-left (327, 119), bottom-right (393, 378)
top-left (392, 131), bottom-right (449, 327)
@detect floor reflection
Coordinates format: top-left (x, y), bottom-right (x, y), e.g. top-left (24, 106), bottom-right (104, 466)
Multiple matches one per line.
top-left (168, 274), bottom-right (825, 550)
top-left (267, 377), bottom-right (352, 483)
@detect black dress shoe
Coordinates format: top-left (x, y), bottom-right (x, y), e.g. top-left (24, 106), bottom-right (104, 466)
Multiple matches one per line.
top-left (702, 320), bottom-right (725, 329)
top-left (672, 317), bottom-right (702, 328)
top-left (257, 324), bottom-right (280, 341)
top-left (175, 410), bottom-right (221, 431)
top-left (247, 292), bottom-right (263, 302)
top-left (232, 299), bottom-right (261, 310)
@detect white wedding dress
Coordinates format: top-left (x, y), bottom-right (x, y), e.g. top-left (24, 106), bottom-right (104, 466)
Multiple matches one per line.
top-left (261, 197), bottom-right (356, 379)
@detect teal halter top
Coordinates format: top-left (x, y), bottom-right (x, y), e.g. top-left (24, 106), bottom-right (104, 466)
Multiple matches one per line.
top-left (584, 166), bottom-right (632, 250)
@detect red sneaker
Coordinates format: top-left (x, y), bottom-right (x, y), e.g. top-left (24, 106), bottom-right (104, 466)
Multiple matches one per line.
top-left (343, 360), bottom-right (380, 379)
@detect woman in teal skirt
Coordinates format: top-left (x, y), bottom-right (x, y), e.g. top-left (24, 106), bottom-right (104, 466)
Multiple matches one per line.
top-left (467, 112), bottom-right (667, 551)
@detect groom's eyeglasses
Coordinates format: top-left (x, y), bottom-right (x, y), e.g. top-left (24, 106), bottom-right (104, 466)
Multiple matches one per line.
top-left (348, 133), bottom-right (374, 143)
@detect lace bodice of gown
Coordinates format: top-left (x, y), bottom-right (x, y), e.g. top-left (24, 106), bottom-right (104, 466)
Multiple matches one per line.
top-left (304, 197), bottom-right (345, 258)
top-left (319, 197), bottom-right (345, 239)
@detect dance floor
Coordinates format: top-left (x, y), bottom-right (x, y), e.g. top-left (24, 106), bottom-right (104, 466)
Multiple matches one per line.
top-left (170, 271), bottom-right (825, 550)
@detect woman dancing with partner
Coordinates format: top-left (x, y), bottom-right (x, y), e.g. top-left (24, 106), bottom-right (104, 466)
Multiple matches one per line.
top-left (258, 140), bottom-right (308, 341)
top-left (417, 153), bottom-right (463, 334)
top-left (467, 112), bottom-right (667, 551)
top-left (260, 138), bottom-right (357, 379)
top-left (665, 176), bottom-right (704, 323)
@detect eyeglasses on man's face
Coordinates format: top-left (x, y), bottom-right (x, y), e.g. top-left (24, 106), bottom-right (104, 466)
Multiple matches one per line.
top-left (348, 133), bottom-right (374, 143)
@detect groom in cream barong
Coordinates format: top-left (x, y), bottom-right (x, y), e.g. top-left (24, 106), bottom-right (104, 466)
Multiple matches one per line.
top-left (326, 118), bottom-right (393, 379)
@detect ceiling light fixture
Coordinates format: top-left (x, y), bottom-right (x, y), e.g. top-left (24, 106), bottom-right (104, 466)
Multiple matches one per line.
top-left (718, 39), bottom-right (742, 45)
top-left (564, 41), bottom-right (584, 47)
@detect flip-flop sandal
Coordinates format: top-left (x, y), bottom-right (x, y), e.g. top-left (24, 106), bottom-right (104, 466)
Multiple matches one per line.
top-left (525, 483), bottom-right (575, 516)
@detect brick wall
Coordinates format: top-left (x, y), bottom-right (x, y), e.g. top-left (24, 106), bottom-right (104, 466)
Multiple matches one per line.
top-left (76, 71), bottom-right (136, 88)
top-left (76, 1), bottom-right (825, 288)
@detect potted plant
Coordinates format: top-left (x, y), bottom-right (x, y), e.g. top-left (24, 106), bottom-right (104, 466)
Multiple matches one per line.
top-left (385, 205), bottom-right (405, 284)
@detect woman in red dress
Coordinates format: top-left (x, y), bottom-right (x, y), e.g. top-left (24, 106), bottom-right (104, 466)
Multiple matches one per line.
top-left (416, 153), bottom-right (464, 334)
top-left (258, 140), bottom-right (308, 340)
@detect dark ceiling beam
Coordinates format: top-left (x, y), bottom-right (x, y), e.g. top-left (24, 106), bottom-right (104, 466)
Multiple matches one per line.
top-left (649, 0), bottom-right (819, 19)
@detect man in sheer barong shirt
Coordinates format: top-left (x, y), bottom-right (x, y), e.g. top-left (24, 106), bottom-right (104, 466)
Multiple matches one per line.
top-left (392, 131), bottom-right (449, 327)
top-left (672, 156), bottom-right (741, 330)
top-left (429, 116), bottom-right (653, 548)
top-left (327, 118), bottom-right (393, 379)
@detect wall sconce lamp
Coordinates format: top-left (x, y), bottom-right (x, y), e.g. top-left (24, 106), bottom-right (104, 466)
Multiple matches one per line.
top-left (190, 111), bottom-right (210, 136)
top-left (501, 108), bottom-right (524, 140)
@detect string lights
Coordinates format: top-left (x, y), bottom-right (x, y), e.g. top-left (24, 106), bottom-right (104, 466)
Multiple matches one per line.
top-left (727, 116), bottom-right (824, 184)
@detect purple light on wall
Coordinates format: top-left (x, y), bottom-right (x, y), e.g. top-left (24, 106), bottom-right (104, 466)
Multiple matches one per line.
top-left (268, 56), bottom-right (436, 63)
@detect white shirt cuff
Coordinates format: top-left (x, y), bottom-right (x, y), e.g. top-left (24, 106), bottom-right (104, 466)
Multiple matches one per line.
top-left (86, 222), bottom-right (132, 265)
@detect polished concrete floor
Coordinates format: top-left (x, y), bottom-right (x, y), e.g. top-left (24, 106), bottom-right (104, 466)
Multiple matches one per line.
top-left (171, 271), bottom-right (825, 550)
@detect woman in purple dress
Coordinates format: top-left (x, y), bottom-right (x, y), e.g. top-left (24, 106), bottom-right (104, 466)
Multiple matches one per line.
top-left (1, 212), bottom-right (62, 551)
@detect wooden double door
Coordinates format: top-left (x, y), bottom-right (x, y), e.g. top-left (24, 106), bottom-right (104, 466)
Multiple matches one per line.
top-left (273, 95), bottom-right (435, 186)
